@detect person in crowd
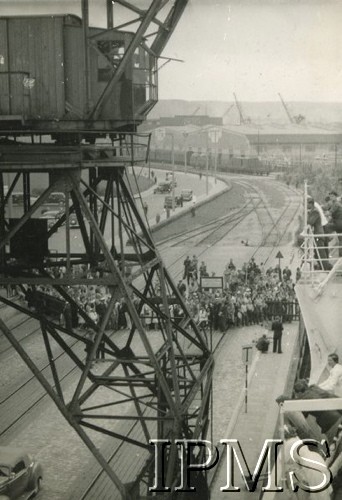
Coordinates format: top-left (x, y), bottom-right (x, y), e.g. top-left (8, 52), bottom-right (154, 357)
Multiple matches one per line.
top-left (199, 261), bottom-right (208, 277)
top-left (271, 315), bottom-right (283, 353)
top-left (198, 306), bottom-right (209, 330)
top-left (188, 277), bottom-right (199, 296)
top-left (84, 331), bottom-right (95, 368)
top-left (228, 258), bottom-right (236, 270)
top-left (191, 255), bottom-right (198, 280)
top-left (307, 197), bottom-right (331, 270)
top-left (319, 353), bottom-right (342, 397)
top-left (96, 332), bottom-right (106, 361)
top-left (282, 266), bottom-right (292, 281)
top-left (326, 191), bottom-right (342, 257)
top-left (172, 303), bottom-right (183, 325)
top-left (117, 298), bottom-right (128, 329)
top-left (95, 295), bottom-right (107, 326)
top-left (177, 279), bottom-right (187, 297)
top-left (183, 255), bottom-right (191, 283)
top-left (86, 303), bottom-right (98, 325)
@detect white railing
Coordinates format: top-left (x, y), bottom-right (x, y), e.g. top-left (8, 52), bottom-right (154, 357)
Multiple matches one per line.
top-left (300, 227), bottom-right (342, 284)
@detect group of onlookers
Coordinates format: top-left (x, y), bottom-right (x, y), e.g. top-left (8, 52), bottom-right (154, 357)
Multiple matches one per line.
top-left (307, 185), bottom-right (342, 270)
top-left (177, 256), bottom-right (297, 333)
top-left (22, 264), bottom-right (133, 332)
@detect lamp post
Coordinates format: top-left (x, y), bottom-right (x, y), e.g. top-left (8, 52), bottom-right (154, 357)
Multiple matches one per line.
top-left (171, 133), bottom-right (175, 212)
top-left (160, 128), bottom-right (176, 211)
top-left (206, 151), bottom-right (209, 196)
top-left (208, 127), bottom-right (221, 185)
top-left (183, 132), bottom-right (188, 174)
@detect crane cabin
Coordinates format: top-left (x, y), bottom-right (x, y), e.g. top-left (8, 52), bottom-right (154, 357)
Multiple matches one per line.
top-left (0, 14), bottom-right (158, 131)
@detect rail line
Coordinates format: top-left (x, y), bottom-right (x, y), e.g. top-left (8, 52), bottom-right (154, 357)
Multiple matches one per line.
top-left (0, 315), bottom-right (40, 357)
top-left (157, 179), bottom-right (301, 285)
top-left (0, 334), bottom-right (82, 438)
top-left (0, 174), bottom-right (302, 498)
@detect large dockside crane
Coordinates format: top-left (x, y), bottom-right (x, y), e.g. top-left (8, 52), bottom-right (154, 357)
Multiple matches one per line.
top-left (233, 92), bottom-right (252, 125)
top-left (278, 93), bottom-right (305, 124)
top-left (0, 1), bottom-right (213, 499)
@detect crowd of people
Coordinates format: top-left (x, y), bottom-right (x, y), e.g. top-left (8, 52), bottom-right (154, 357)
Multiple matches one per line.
top-left (19, 252), bottom-right (298, 340)
top-left (22, 264), bottom-right (134, 333)
top-left (305, 186), bottom-right (342, 270)
top-left (176, 255), bottom-right (297, 333)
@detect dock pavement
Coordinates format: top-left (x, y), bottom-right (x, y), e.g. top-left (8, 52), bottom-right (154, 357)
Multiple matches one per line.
top-left (210, 321), bottom-right (301, 499)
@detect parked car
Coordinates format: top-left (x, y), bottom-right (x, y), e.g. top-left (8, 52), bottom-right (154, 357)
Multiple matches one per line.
top-left (164, 195), bottom-right (183, 209)
top-left (45, 192), bottom-right (65, 205)
top-left (165, 172), bottom-right (177, 187)
top-left (11, 193), bottom-right (38, 205)
top-left (0, 446), bottom-right (43, 499)
top-left (68, 213), bottom-right (79, 228)
top-left (153, 181), bottom-right (172, 194)
top-left (180, 189), bottom-right (193, 201)
top-left (39, 210), bottom-right (61, 229)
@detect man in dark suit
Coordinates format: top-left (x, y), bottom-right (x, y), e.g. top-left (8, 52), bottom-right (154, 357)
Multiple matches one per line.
top-left (271, 315), bottom-right (283, 353)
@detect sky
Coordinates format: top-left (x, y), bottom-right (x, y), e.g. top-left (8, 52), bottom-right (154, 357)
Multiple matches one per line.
top-left (1, 0), bottom-right (342, 102)
top-left (159, 0), bottom-right (342, 102)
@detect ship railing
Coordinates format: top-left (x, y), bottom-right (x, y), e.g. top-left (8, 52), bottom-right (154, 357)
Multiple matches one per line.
top-left (299, 227), bottom-right (342, 285)
top-left (260, 397), bottom-right (342, 500)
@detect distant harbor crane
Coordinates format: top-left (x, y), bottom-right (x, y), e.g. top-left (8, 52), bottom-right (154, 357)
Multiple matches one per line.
top-left (278, 93), bottom-right (305, 124)
top-left (233, 93), bottom-right (252, 125)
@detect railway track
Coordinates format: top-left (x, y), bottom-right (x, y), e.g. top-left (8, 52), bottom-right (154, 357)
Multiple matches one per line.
top-left (0, 314), bottom-right (39, 357)
top-left (0, 332), bottom-right (82, 439)
top-left (156, 177), bottom-right (302, 285)
top-left (0, 174), bottom-right (302, 499)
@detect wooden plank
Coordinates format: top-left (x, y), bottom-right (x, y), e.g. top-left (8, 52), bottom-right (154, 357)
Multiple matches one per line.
top-left (64, 24), bottom-right (86, 118)
top-left (8, 19), bottom-right (22, 115)
top-left (0, 19), bottom-right (10, 115)
top-left (55, 17), bottom-right (65, 118)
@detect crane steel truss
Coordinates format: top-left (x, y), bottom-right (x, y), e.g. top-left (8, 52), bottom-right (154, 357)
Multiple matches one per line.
top-left (0, 131), bottom-right (213, 499)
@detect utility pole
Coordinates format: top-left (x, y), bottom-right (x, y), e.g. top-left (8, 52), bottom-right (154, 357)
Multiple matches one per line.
top-left (183, 132), bottom-right (188, 174)
top-left (171, 133), bottom-right (175, 211)
top-left (206, 153), bottom-right (209, 195)
top-left (206, 131), bottom-right (209, 195)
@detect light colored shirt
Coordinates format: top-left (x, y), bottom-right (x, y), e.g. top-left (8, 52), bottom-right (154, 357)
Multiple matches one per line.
top-left (314, 201), bottom-right (328, 226)
top-left (319, 362), bottom-right (342, 396)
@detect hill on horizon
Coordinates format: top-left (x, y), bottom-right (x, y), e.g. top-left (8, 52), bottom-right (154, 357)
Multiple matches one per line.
top-left (148, 100), bottom-right (342, 126)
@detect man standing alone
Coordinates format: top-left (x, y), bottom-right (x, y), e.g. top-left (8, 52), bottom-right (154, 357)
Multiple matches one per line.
top-left (271, 315), bottom-right (283, 353)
